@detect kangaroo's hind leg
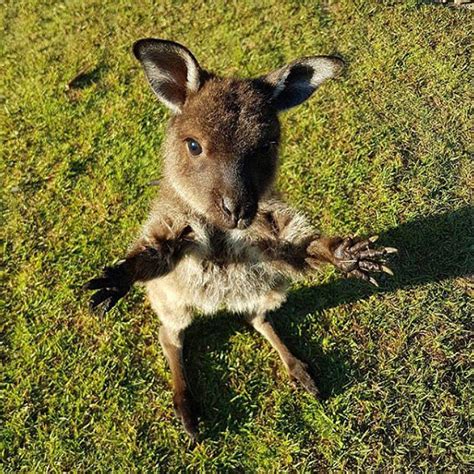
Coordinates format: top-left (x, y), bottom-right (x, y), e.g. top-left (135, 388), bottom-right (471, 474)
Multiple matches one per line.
top-left (147, 283), bottom-right (198, 438)
top-left (159, 322), bottom-right (198, 438)
top-left (247, 312), bottom-right (319, 397)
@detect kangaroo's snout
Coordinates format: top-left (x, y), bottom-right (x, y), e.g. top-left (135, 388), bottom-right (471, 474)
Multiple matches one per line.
top-left (220, 195), bottom-right (257, 229)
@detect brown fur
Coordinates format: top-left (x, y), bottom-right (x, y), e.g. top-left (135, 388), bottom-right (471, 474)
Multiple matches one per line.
top-left (163, 77), bottom-right (279, 230)
top-left (85, 39), bottom-right (396, 438)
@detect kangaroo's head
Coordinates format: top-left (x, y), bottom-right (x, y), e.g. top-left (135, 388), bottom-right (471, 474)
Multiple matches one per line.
top-left (133, 39), bottom-right (343, 229)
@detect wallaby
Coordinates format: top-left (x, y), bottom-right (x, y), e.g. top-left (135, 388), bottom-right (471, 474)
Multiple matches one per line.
top-left (84, 39), bottom-right (397, 439)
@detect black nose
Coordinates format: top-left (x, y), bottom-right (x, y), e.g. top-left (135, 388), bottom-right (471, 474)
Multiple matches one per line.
top-left (221, 196), bottom-right (239, 226)
top-left (220, 196), bottom-right (253, 229)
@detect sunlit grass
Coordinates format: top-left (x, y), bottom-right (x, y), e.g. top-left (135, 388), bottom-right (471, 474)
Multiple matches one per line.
top-left (1, 1), bottom-right (472, 471)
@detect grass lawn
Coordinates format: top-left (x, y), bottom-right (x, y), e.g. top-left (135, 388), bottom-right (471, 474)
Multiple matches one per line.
top-left (1, 0), bottom-right (473, 471)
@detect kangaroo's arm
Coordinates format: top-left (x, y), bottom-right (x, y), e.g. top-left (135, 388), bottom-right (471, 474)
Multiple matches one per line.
top-left (124, 223), bottom-right (193, 282)
top-left (259, 199), bottom-right (396, 284)
top-left (84, 214), bottom-right (193, 313)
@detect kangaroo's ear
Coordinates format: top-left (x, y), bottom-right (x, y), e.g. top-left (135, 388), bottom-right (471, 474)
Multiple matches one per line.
top-left (261, 56), bottom-right (345, 111)
top-left (133, 38), bottom-right (203, 113)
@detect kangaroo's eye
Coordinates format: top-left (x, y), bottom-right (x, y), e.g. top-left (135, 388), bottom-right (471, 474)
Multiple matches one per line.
top-left (186, 138), bottom-right (202, 156)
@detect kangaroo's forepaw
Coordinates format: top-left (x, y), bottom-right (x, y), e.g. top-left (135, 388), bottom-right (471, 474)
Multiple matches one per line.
top-left (173, 391), bottom-right (199, 440)
top-left (333, 235), bottom-right (397, 287)
top-left (83, 261), bottom-right (132, 314)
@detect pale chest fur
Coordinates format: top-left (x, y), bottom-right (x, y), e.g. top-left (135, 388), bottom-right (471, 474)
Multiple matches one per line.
top-left (147, 223), bottom-right (290, 315)
top-left (143, 198), bottom-right (316, 317)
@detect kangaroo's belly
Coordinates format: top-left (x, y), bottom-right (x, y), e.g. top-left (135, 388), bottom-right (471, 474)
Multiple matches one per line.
top-left (146, 253), bottom-right (289, 315)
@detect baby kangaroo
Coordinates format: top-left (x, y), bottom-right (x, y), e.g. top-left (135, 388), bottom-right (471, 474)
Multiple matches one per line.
top-left (85, 39), bottom-right (397, 438)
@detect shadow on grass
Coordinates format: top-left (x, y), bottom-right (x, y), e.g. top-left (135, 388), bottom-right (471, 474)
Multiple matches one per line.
top-left (66, 65), bottom-right (105, 90)
top-left (181, 206), bottom-right (473, 437)
top-left (65, 64), bottom-right (108, 102)
top-left (318, 204), bottom-right (470, 300)
top-left (285, 204), bottom-right (473, 312)
top-left (184, 314), bottom-right (252, 437)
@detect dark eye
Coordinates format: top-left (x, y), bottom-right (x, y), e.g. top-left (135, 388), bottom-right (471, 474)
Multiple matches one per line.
top-left (186, 138), bottom-right (202, 156)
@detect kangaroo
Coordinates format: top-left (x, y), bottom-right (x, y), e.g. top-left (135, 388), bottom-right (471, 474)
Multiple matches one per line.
top-left (84, 39), bottom-right (397, 439)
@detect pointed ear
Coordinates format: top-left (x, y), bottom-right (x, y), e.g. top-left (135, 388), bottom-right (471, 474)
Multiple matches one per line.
top-left (133, 38), bottom-right (203, 113)
top-left (261, 56), bottom-right (345, 111)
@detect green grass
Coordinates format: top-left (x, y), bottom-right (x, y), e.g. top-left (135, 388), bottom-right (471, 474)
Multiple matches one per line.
top-left (1, 0), bottom-right (473, 471)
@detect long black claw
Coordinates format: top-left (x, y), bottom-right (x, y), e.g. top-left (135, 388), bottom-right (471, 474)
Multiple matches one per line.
top-left (88, 288), bottom-right (122, 314)
top-left (84, 261), bottom-right (132, 314)
top-left (83, 277), bottom-right (111, 290)
top-left (89, 289), bottom-right (110, 308)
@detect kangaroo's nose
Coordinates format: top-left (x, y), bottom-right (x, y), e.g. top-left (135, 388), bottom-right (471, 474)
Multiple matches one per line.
top-left (221, 196), bottom-right (240, 227)
top-left (220, 196), bottom-right (255, 229)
